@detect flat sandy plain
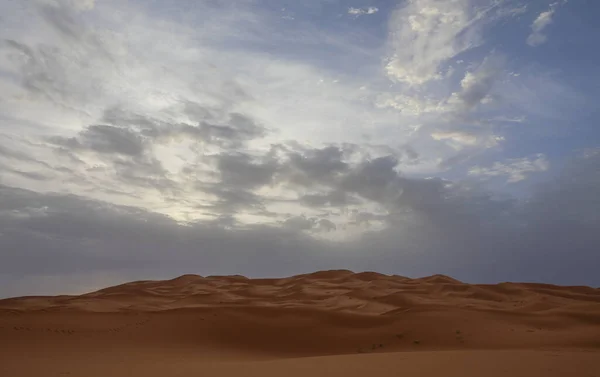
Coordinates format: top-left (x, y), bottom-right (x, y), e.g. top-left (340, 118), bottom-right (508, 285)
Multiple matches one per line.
top-left (1, 270), bottom-right (599, 376)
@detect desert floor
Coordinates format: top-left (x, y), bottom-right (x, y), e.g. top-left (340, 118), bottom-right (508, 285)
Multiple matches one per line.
top-left (1, 270), bottom-right (599, 376)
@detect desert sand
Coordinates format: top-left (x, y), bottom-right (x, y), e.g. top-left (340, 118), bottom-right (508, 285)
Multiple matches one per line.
top-left (1, 270), bottom-right (599, 376)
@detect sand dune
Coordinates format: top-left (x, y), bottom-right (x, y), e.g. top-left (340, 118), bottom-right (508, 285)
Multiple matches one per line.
top-left (1, 270), bottom-right (600, 376)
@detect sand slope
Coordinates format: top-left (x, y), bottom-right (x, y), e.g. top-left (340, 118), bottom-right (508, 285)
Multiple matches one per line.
top-left (1, 270), bottom-right (600, 376)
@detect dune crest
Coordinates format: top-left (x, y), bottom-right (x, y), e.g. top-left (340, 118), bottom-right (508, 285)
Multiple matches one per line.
top-left (1, 271), bottom-right (600, 376)
top-left (2, 271), bottom-right (598, 315)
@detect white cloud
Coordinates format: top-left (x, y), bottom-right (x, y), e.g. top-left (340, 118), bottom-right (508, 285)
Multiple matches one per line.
top-left (447, 54), bottom-right (505, 113)
top-left (348, 7), bottom-right (379, 16)
top-left (431, 131), bottom-right (477, 145)
top-left (469, 154), bottom-right (549, 182)
top-left (526, 10), bottom-right (554, 46)
top-left (496, 4), bottom-right (528, 18)
top-left (526, 2), bottom-right (566, 47)
top-left (385, 0), bottom-right (484, 86)
top-left (70, 0), bottom-right (95, 11)
top-left (376, 50), bottom-right (509, 154)
top-left (487, 115), bottom-right (526, 123)
top-left (582, 147), bottom-right (600, 159)
top-left (375, 94), bottom-right (448, 115)
top-left (431, 131), bottom-right (478, 145)
top-left (431, 130), bottom-right (504, 153)
top-left (35, 0), bottom-right (96, 11)
top-left (378, 52), bottom-right (508, 152)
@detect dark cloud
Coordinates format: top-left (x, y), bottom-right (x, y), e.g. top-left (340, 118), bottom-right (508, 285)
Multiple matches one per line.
top-left (44, 123), bottom-right (181, 193)
top-left (1, 149), bottom-right (600, 297)
top-left (271, 145), bottom-right (429, 210)
top-left (38, 3), bottom-right (87, 42)
top-left (0, 142), bottom-right (54, 170)
top-left (282, 216), bottom-right (337, 232)
top-left (201, 186), bottom-right (266, 214)
top-left (185, 142), bottom-right (437, 214)
top-left (102, 108), bottom-right (266, 148)
top-left (1, 39), bottom-right (67, 102)
top-left (101, 108), bottom-right (162, 132)
top-left (3, 168), bottom-right (52, 182)
top-left (316, 218), bottom-right (336, 232)
top-left (1, 2), bottom-right (113, 107)
top-left (151, 115), bottom-right (266, 149)
top-left (37, 1), bottom-right (114, 61)
top-left (348, 211), bottom-right (388, 225)
top-left (38, 105), bottom-right (270, 199)
top-left (214, 152), bottom-right (279, 189)
top-left (340, 155), bottom-right (401, 204)
top-left (300, 190), bottom-right (353, 207)
top-left (0, 185), bottom-right (337, 296)
top-left (112, 156), bottom-right (178, 194)
top-left (284, 145), bottom-right (350, 187)
top-left (51, 125), bottom-right (146, 157)
top-left (283, 215), bottom-right (315, 231)
top-left (402, 145), bottom-right (420, 162)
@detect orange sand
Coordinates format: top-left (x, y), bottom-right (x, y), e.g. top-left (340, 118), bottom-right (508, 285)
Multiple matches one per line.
top-left (1, 270), bottom-right (599, 376)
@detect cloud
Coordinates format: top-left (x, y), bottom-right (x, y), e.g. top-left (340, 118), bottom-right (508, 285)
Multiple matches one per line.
top-left (527, 2), bottom-right (565, 46)
top-left (469, 154), bottom-right (550, 183)
top-left (50, 125), bottom-right (146, 157)
top-left (377, 53), bottom-right (506, 122)
top-left (448, 54), bottom-right (505, 114)
top-left (39, 0), bottom-right (97, 11)
top-left (0, 0), bottom-right (596, 297)
top-left (283, 145), bottom-right (351, 187)
top-left (0, 184), bottom-right (338, 295)
top-left (213, 152), bottom-right (279, 189)
top-left (379, 1), bottom-right (521, 158)
top-left (385, 0), bottom-right (485, 85)
top-left (202, 187), bottom-right (267, 215)
top-left (431, 131), bottom-right (479, 146)
top-left (0, 120), bottom-right (479, 234)
top-left (496, 4), bottom-right (528, 18)
top-left (348, 7), bottom-right (379, 16)
top-left (100, 108), bottom-right (266, 149)
top-left (300, 191), bottom-right (353, 208)
top-left (2, 149), bottom-right (599, 297)
top-left (282, 215), bottom-right (316, 231)
top-left (70, 0), bottom-right (96, 11)
top-left (0, 140), bottom-right (54, 169)
top-left (0, 0), bottom-right (569, 184)
top-left (375, 94), bottom-right (448, 115)
top-left (316, 218), bottom-right (337, 232)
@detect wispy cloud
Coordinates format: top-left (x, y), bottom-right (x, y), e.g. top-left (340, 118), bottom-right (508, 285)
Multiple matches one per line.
top-left (527, 1), bottom-right (566, 46)
top-left (384, 0), bottom-right (485, 86)
top-left (348, 6), bottom-right (379, 16)
top-left (496, 4), bottom-right (528, 18)
top-left (469, 154), bottom-right (549, 183)
top-left (448, 54), bottom-right (506, 114)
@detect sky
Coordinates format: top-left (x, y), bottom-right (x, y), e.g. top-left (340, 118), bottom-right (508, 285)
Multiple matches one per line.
top-left (0, 0), bottom-right (599, 297)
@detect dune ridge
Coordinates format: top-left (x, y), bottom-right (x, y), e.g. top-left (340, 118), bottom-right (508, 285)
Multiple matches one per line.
top-left (1, 270), bottom-right (600, 376)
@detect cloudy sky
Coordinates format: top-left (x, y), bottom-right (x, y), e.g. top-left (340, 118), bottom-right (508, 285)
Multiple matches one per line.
top-left (0, 0), bottom-right (599, 297)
